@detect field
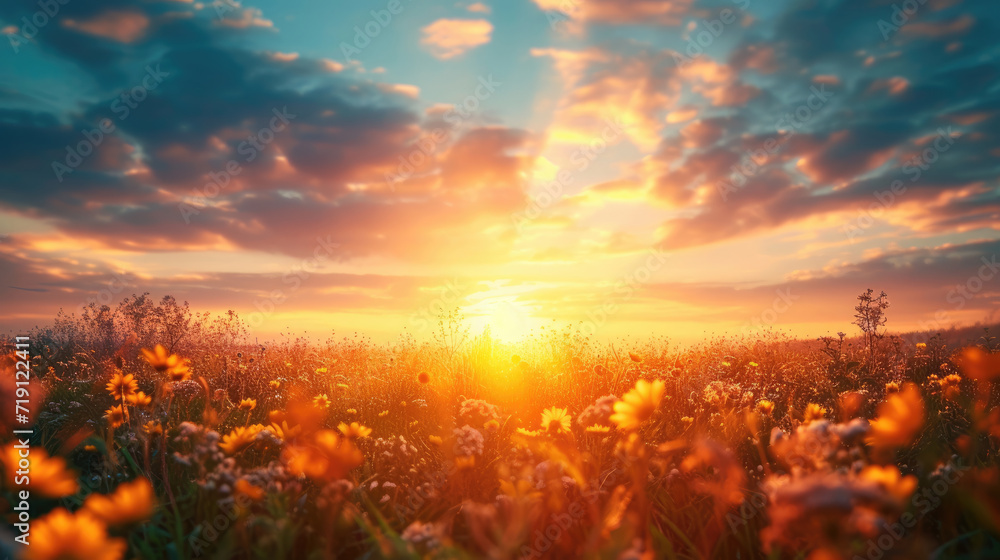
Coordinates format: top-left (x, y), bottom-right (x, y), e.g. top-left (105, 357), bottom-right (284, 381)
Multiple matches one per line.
top-left (3, 294), bottom-right (1000, 560)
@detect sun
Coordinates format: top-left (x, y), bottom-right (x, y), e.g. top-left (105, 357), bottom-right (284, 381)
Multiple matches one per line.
top-left (462, 284), bottom-right (542, 343)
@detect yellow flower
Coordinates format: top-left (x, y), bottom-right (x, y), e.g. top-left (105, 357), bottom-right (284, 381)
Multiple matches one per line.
top-left (885, 381), bottom-right (900, 394)
top-left (316, 367), bottom-right (328, 374)
top-left (144, 421), bottom-right (162, 436)
top-left (757, 400), bottom-right (775, 416)
top-left (105, 405), bottom-right (126, 429)
top-left (266, 421), bottom-right (302, 442)
top-left (337, 421), bottom-right (372, 439)
top-left (428, 435), bottom-right (443, 446)
top-left (269, 380), bottom-right (281, 389)
top-left (541, 407), bottom-right (572, 435)
top-left (105, 372), bottom-right (138, 400)
top-left (220, 425), bottom-right (263, 454)
top-left (346, 408), bottom-right (358, 416)
top-left (399, 400), bottom-right (407, 407)
top-left (378, 410), bottom-right (389, 418)
top-left (234, 478), bottom-right (265, 501)
top-left (21, 508), bottom-right (126, 560)
top-left (2, 445), bottom-right (79, 498)
top-left (803, 403), bottom-right (827, 423)
top-left (82, 478), bottom-right (156, 528)
top-left (859, 465), bottom-right (918, 504)
top-left (868, 382), bottom-right (925, 448)
top-left (916, 342), bottom-right (927, 350)
top-left (283, 430), bottom-right (362, 483)
top-left (610, 379), bottom-right (666, 431)
top-left (126, 391), bottom-right (151, 408)
top-left (239, 398), bottom-right (257, 411)
top-left (585, 425), bottom-right (610, 433)
top-left (141, 345), bottom-right (190, 381)
top-left (749, 361), bottom-right (759, 368)
top-left (681, 416), bottom-right (694, 425)
top-left (313, 394), bottom-right (331, 409)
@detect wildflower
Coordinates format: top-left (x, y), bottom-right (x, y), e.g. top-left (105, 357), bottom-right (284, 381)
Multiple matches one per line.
top-left (166, 360), bottom-right (192, 382)
top-left (868, 382), bottom-right (925, 448)
top-left (82, 478), bottom-right (156, 527)
top-left (401, 521), bottom-right (445, 554)
top-left (338, 421), bottom-right (372, 439)
top-left (21, 508), bottom-right (126, 560)
top-left (283, 430), bottom-right (363, 482)
top-left (379, 410), bottom-right (389, 418)
top-left (937, 374), bottom-right (962, 400)
top-left (220, 425), bottom-right (263, 454)
top-left (859, 465), bottom-right (918, 505)
top-left (234, 478), bottom-right (265, 501)
top-left (957, 346), bottom-right (1000, 380)
top-left (916, 342), bottom-right (927, 350)
top-left (749, 361), bottom-right (759, 367)
top-left (126, 391), bottom-right (152, 408)
top-left (541, 407), bottom-right (572, 435)
top-left (453, 425), bottom-right (485, 456)
top-left (140, 344), bottom-right (180, 372)
top-left (803, 403), bottom-right (827, 423)
top-left (585, 425), bottom-right (610, 433)
top-left (105, 405), bottom-right (126, 429)
top-left (266, 421), bottom-right (301, 442)
top-left (270, 380), bottom-right (281, 389)
top-left (577, 395), bottom-right (617, 427)
top-left (2, 445), bottom-right (78, 498)
top-left (105, 372), bottom-right (138, 400)
top-left (144, 421), bottom-right (162, 436)
top-left (239, 398), bottom-right (257, 411)
top-left (316, 367), bottom-right (328, 374)
top-left (313, 394), bottom-right (331, 409)
top-left (346, 408), bottom-right (358, 416)
top-left (418, 371), bottom-right (430, 384)
top-left (885, 381), bottom-right (900, 394)
top-left (757, 400), bottom-right (775, 416)
top-left (721, 361), bottom-right (732, 367)
top-left (610, 379), bottom-right (666, 431)
top-left (428, 435), bottom-right (443, 446)
top-left (629, 352), bottom-right (642, 362)
top-left (400, 400), bottom-right (407, 407)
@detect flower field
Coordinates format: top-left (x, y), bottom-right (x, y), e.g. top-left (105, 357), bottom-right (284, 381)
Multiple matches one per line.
top-left (3, 299), bottom-right (1000, 559)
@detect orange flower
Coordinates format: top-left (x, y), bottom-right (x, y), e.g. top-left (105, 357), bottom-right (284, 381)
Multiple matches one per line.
top-left (105, 405), bottom-right (126, 429)
top-left (610, 379), bottom-right (665, 431)
top-left (956, 346), bottom-right (1000, 380)
top-left (125, 391), bottom-right (152, 408)
top-left (337, 421), bottom-right (372, 439)
top-left (868, 382), bottom-right (925, 449)
top-left (21, 508), bottom-right (126, 560)
top-left (757, 400), bottom-right (775, 416)
top-left (313, 394), bottom-right (331, 409)
top-left (82, 478), bottom-right (156, 527)
top-left (2, 445), bottom-right (79, 498)
top-left (141, 344), bottom-right (190, 381)
top-left (803, 403), bottom-right (827, 423)
top-left (105, 372), bottom-right (138, 400)
top-left (629, 352), bottom-right (642, 363)
top-left (235, 478), bottom-right (265, 501)
top-left (541, 407), bottom-right (572, 435)
top-left (239, 398), bottom-right (257, 411)
top-left (220, 425), bottom-right (264, 454)
top-left (859, 465), bottom-right (918, 505)
top-left (283, 430), bottom-right (362, 483)
top-left (269, 380), bottom-right (281, 389)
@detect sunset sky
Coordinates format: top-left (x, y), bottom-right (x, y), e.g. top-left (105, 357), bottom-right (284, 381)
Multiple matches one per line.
top-left (1, 0), bottom-right (998, 344)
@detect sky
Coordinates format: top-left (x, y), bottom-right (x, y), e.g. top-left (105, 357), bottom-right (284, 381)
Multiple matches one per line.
top-left (0, 0), bottom-right (999, 345)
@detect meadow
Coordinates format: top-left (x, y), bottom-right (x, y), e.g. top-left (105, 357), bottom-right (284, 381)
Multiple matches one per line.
top-left (3, 292), bottom-right (1000, 559)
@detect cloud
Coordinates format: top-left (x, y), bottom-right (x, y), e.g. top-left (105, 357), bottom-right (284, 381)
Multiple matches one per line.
top-left (530, 0), bottom-right (694, 26)
top-left (420, 18), bottom-right (493, 59)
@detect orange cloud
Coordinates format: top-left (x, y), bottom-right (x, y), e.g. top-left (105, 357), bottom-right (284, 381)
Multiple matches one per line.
top-left (420, 18), bottom-right (493, 59)
top-left (63, 10), bottom-right (150, 43)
